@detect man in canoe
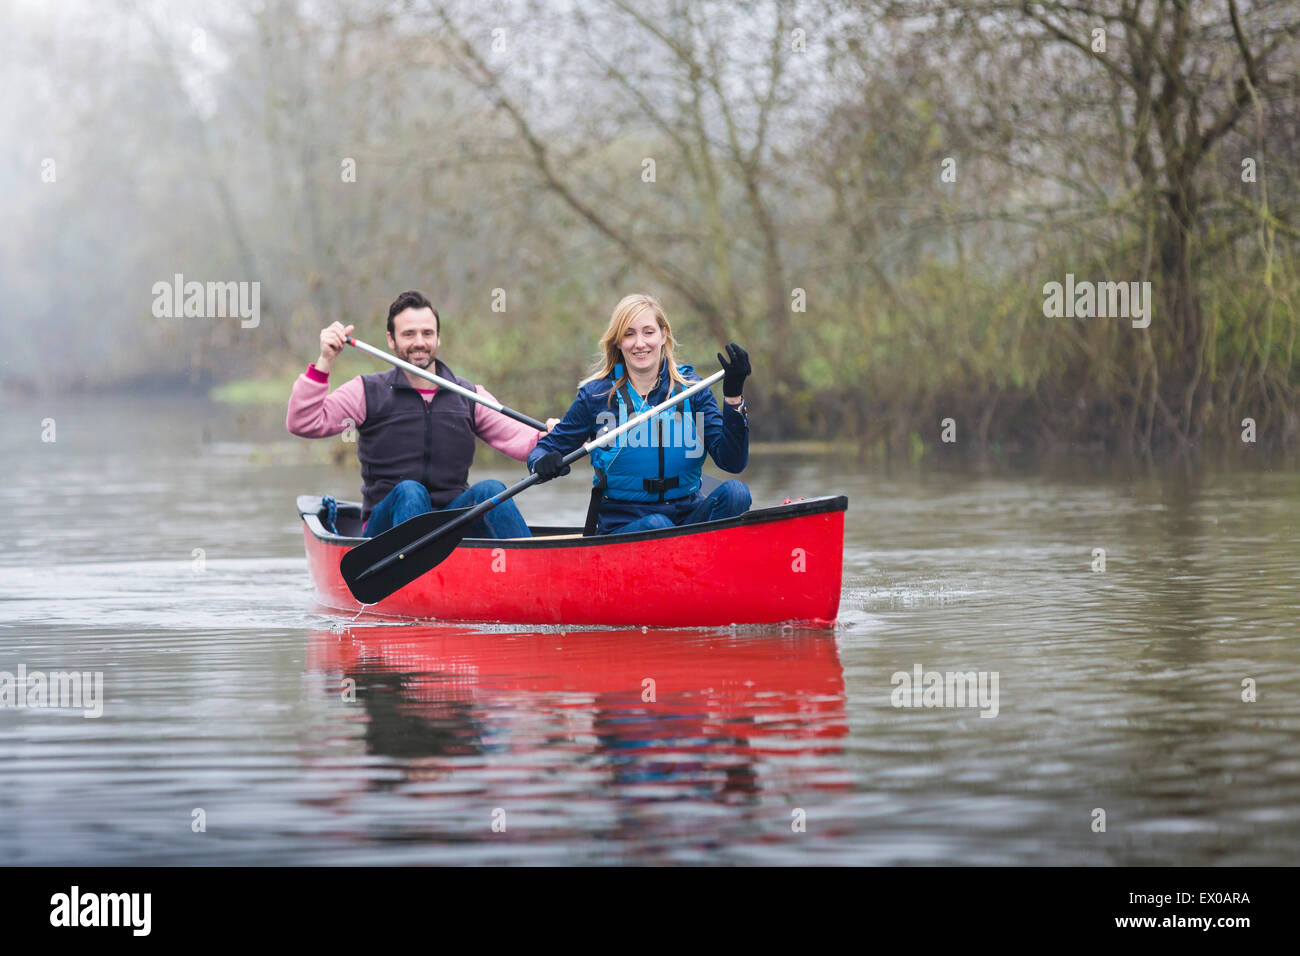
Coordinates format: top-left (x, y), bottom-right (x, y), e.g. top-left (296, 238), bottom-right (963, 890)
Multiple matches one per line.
top-left (527, 293), bottom-right (751, 535)
top-left (287, 290), bottom-right (552, 537)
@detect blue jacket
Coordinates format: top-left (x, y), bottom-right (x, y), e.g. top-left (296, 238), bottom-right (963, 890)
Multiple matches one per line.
top-left (528, 361), bottom-right (748, 514)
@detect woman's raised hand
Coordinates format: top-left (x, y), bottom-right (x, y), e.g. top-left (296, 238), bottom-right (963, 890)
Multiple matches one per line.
top-left (717, 343), bottom-right (750, 398)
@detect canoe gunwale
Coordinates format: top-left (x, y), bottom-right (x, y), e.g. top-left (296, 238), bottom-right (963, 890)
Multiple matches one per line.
top-left (297, 493), bottom-right (848, 549)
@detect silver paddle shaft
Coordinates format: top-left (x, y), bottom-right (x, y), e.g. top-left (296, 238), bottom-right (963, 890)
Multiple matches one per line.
top-left (347, 336), bottom-right (490, 406)
top-left (346, 336), bottom-right (546, 431)
top-left (576, 369), bottom-right (726, 459)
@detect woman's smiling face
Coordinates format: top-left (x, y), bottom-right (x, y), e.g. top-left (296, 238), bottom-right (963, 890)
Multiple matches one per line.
top-left (619, 308), bottom-right (664, 378)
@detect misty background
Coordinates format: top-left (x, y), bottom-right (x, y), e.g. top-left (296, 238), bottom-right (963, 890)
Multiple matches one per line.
top-left (1, 0), bottom-right (1296, 456)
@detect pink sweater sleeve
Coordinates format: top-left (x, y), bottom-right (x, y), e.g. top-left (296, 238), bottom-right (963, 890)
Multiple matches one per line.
top-left (285, 368), bottom-right (367, 438)
top-left (473, 385), bottom-right (542, 461)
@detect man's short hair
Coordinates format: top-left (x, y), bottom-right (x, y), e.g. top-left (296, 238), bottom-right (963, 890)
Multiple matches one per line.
top-left (387, 290), bottom-right (440, 335)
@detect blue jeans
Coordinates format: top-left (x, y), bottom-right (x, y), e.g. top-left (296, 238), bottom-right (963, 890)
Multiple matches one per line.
top-left (602, 479), bottom-right (751, 535)
top-left (363, 479), bottom-right (531, 539)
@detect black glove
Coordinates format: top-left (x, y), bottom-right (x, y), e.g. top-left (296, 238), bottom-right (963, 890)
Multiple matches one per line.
top-left (532, 450), bottom-right (570, 482)
top-left (717, 343), bottom-right (750, 398)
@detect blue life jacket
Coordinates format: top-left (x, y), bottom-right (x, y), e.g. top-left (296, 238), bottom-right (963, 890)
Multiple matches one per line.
top-left (589, 365), bottom-right (702, 503)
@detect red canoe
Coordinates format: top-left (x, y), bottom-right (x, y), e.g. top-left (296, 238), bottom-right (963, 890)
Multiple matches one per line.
top-left (298, 494), bottom-right (847, 627)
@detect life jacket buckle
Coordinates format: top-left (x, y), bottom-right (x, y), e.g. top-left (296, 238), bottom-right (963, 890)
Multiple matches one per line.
top-left (642, 476), bottom-right (680, 493)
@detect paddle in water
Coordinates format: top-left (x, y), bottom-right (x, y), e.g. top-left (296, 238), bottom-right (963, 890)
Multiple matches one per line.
top-left (341, 367), bottom-right (727, 604)
top-left (346, 336), bottom-right (549, 432)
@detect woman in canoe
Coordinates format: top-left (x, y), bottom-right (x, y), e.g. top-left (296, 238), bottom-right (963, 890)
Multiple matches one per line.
top-left (527, 293), bottom-right (751, 535)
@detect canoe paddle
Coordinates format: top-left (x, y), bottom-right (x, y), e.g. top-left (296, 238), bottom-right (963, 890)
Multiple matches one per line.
top-left (346, 336), bottom-right (548, 432)
top-left (341, 367), bottom-right (727, 605)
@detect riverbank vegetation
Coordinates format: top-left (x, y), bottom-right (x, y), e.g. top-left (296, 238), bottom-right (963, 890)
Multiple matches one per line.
top-left (2, 0), bottom-right (1295, 456)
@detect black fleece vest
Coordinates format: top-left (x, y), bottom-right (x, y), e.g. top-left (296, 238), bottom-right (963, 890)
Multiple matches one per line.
top-left (357, 362), bottom-right (478, 517)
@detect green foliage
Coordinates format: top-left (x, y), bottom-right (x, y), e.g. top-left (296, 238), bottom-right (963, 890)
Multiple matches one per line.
top-left (4, 0), bottom-right (1294, 455)
top-left (210, 377), bottom-right (295, 406)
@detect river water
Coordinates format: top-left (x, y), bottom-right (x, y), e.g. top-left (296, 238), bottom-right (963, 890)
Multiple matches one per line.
top-left (1, 395), bottom-right (1296, 864)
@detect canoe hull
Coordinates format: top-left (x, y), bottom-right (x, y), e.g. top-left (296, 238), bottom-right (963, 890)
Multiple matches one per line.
top-left (300, 495), bottom-right (846, 628)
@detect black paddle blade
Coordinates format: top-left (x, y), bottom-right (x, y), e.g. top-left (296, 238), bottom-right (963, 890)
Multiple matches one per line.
top-left (340, 508), bottom-right (473, 605)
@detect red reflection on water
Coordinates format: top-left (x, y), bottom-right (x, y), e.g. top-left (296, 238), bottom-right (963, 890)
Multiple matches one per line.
top-left (307, 625), bottom-right (849, 801)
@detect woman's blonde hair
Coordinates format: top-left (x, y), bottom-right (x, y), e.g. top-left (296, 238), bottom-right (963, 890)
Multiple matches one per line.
top-left (580, 294), bottom-right (689, 400)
